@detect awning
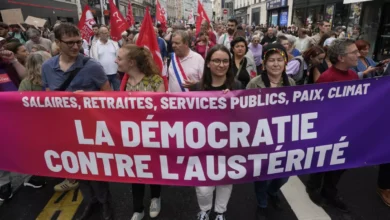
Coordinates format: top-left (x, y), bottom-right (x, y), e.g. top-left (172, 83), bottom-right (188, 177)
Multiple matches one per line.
top-left (343, 0), bottom-right (372, 4)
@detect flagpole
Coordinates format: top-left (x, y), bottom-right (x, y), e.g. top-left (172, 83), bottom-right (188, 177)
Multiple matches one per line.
top-left (100, 0), bottom-right (105, 25)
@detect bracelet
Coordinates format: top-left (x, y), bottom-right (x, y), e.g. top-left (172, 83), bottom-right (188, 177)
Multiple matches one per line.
top-left (10, 59), bottom-right (18, 64)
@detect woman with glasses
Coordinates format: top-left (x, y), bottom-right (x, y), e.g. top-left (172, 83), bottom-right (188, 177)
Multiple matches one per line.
top-left (248, 35), bottom-right (263, 75)
top-left (191, 44), bottom-right (242, 220)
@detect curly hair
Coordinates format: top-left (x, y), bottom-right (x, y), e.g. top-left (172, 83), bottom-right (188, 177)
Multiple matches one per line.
top-left (25, 51), bottom-right (52, 86)
top-left (121, 44), bottom-right (160, 77)
top-left (327, 38), bottom-right (356, 65)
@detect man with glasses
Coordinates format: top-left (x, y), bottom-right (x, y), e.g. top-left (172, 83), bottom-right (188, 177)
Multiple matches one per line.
top-left (306, 38), bottom-right (359, 213)
top-left (41, 23), bottom-right (112, 220)
top-left (90, 26), bottom-right (120, 91)
top-left (218, 18), bottom-right (238, 50)
top-left (25, 28), bottom-right (52, 53)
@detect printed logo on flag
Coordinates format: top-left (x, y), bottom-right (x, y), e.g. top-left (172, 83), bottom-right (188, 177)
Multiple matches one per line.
top-left (0, 74), bottom-right (11, 84)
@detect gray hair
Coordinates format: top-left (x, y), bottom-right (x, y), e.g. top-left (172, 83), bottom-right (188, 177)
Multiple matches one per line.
top-left (328, 38), bottom-right (356, 65)
top-left (172, 30), bottom-right (190, 46)
top-left (27, 28), bottom-right (40, 38)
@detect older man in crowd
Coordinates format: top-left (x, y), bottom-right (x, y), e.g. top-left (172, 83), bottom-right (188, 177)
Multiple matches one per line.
top-left (307, 38), bottom-right (360, 213)
top-left (25, 28), bottom-right (52, 53)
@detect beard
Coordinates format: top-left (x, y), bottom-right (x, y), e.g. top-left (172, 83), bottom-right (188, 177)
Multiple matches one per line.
top-left (227, 28), bottom-right (235, 35)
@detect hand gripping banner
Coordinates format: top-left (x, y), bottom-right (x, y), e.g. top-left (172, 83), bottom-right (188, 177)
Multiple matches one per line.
top-left (0, 78), bottom-right (389, 186)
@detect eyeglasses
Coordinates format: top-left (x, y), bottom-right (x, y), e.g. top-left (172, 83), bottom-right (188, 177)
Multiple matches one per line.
top-left (342, 50), bottom-right (360, 55)
top-left (210, 59), bottom-right (229, 66)
top-left (60, 39), bottom-right (83, 47)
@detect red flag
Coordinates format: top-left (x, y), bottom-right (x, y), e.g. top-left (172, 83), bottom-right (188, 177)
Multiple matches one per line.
top-left (126, 0), bottom-right (135, 27)
top-left (77, 5), bottom-right (96, 42)
top-left (156, 0), bottom-right (167, 32)
top-left (120, 7), bottom-right (167, 91)
top-left (109, 0), bottom-right (130, 41)
top-left (195, 0), bottom-right (210, 35)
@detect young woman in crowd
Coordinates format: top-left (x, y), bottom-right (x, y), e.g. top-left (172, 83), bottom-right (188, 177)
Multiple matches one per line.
top-left (19, 51), bottom-right (51, 91)
top-left (230, 37), bottom-right (256, 87)
top-left (248, 35), bottom-right (263, 74)
top-left (301, 46), bottom-right (326, 84)
top-left (116, 44), bottom-right (164, 220)
top-left (191, 44), bottom-right (242, 220)
top-left (246, 44), bottom-right (295, 219)
top-left (4, 42), bottom-right (29, 66)
top-left (195, 31), bottom-right (215, 59)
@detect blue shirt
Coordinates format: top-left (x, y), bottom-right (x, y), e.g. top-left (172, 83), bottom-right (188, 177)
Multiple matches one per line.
top-left (292, 48), bottom-right (301, 57)
top-left (352, 57), bottom-right (378, 79)
top-left (157, 37), bottom-right (167, 59)
top-left (42, 54), bottom-right (108, 92)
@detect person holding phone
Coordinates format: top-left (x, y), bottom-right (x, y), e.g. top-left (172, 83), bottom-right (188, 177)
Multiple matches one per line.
top-left (352, 40), bottom-right (389, 78)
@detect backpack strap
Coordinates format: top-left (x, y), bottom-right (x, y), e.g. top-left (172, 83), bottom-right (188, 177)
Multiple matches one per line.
top-left (55, 57), bottom-right (90, 91)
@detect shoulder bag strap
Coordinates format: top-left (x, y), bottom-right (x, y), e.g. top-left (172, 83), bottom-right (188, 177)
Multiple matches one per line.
top-left (55, 57), bottom-right (90, 91)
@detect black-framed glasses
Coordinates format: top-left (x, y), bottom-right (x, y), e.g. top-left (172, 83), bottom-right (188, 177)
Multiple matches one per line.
top-left (211, 59), bottom-right (229, 66)
top-left (60, 39), bottom-right (83, 47)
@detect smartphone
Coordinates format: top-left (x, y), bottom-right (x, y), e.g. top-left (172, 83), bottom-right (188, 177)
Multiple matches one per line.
top-left (375, 62), bottom-right (385, 68)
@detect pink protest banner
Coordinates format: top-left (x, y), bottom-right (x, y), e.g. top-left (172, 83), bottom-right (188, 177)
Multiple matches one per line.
top-left (1, 78), bottom-right (390, 186)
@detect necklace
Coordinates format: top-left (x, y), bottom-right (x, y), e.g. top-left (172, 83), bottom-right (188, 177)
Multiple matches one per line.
top-left (270, 80), bottom-right (281, 84)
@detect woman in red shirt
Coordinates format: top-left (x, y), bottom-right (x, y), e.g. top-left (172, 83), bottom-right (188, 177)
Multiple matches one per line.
top-left (195, 31), bottom-right (215, 59)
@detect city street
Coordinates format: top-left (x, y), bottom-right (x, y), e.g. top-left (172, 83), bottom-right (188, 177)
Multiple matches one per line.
top-left (0, 166), bottom-right (389, 220)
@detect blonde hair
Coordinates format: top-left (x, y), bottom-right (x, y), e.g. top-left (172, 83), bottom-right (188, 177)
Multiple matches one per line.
top-left (122, 44), bottom-right (160, 77)
top-left (25, 51), bottom-right (52, 86)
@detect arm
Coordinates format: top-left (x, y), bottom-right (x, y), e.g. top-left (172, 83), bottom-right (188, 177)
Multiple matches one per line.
top-left (11, 59), bottom-right (26, 79)
top-left (100, 81), bottom-right (112, 91)
top-left (156, 83), bottom-right (165, 92)
top-left (312, 67), bottom-right (321, 83)
top-left (286, 60), bottom-right (300, 76)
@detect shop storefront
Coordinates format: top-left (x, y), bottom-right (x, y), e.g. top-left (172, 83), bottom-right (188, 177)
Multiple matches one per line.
top-left (292, 0), bottom-right (390, 60)
top-left (266, 0), bottom-right (289, 27)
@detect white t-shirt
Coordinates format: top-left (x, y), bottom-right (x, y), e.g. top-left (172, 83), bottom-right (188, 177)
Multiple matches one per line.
top-left (97, 40), bottom-right (118, 75)
top-left (218, 33), bottom-right (233, 50)
top-left (168, 50), bottom-right (204, 92)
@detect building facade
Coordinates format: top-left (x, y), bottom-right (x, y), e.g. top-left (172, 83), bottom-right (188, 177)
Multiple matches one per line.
top-left (1, 0), bottom-right (79, 26)
top-left (247, 0), bottom-right (267, 25)
top-left (167, 0), bottom-right (176, 22)
top-left (214, 0), bottom-right (222, 22)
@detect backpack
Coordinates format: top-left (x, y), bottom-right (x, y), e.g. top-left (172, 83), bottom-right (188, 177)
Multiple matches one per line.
top-left (290, 56), bottom-right (306, 85)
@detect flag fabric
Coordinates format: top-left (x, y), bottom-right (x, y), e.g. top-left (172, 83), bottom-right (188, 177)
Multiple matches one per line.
top-left (109, 0), bottom-right (130, 41)
top-left (126, 0), bottom-right (135, 27)
top-left (195, 0), bottom-right (210, 35)
top-left (77, 5), bottom-right (96, 42)
top-left (120, 7), bottom-right (168, 91)
top-left (156, 0), bottom-right (168, 32)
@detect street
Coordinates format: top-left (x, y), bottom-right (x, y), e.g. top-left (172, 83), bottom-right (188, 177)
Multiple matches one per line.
top-left (0, 166), bottom-right (389, 220)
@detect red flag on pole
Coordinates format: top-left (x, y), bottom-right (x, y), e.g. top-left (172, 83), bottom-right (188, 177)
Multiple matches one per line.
top-left (126, 0), bottom-right (135, 27)
top-left (195, 0), bottom-right (210, 35)
top-left (77, 5), bottom-right (96, 42)
top-left (109, 0), bottom-right (130, 41)
top-left (156, 0), bottom-right (167, 32)
top-left (120, 7), bottom-right (167, 91)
